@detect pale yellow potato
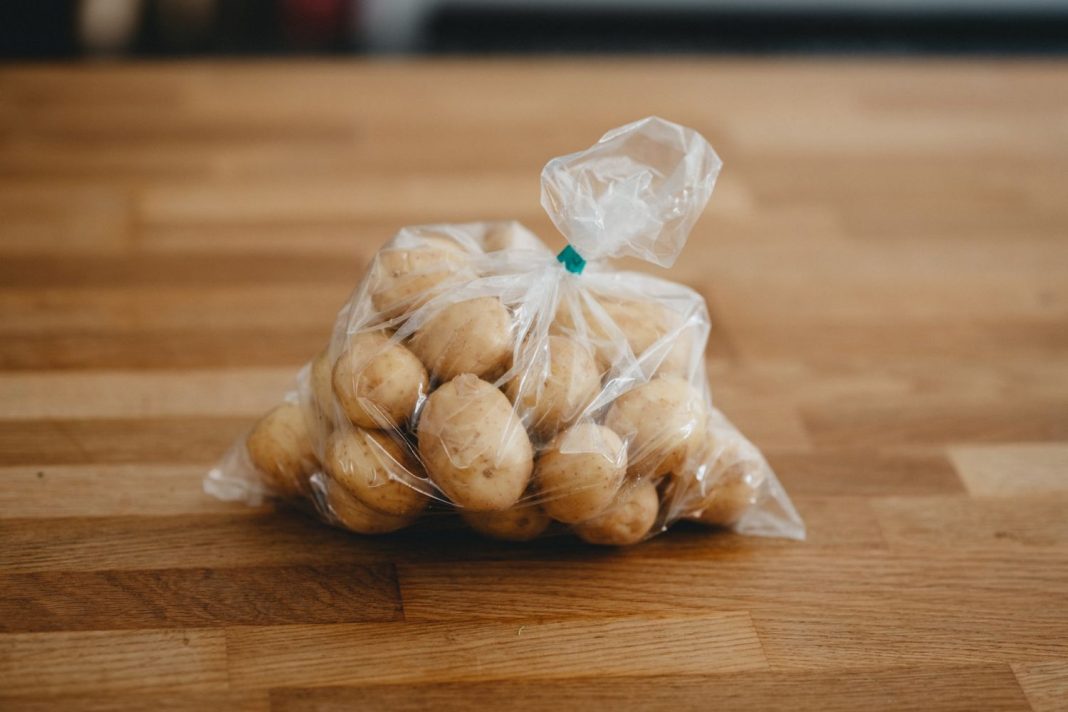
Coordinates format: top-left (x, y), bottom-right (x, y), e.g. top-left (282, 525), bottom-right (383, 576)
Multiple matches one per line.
top-left (553, 295), bottom-right (693, 376)
top-left (409, 297), bottom-right (513, 382)
top-left (482, 221), bottom-right (545, 252)
top-left (370, 237), bottom-right (469, 317)
top-left (689, 443), bottom-right (767, 527)
top-left (602, 299), bottom-right (694, 376)
top-left (461, 502), bottom-right (551, 541)
top-left (324, 479), bottom-right (420, 534)
top-left (604, 377), bottom-right (707, 478)
top-left (506, 335), bottom-right (600, 439)
top-left (417, 374), bottom-right (533, 511)
top-left (573, 478), bottom-right (660, 546)
top-left (536, 423), bottom-right (626, 524)
top-left (333, 331), bottom-right (429, 429)
top-left (246, 402), bottom-right (317, 498)
top-left (324, 428), bottom-right (429, 518)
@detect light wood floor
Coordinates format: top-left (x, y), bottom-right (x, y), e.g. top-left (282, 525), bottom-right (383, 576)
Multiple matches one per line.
top-left (1, 59), bottom-right (1066, 711)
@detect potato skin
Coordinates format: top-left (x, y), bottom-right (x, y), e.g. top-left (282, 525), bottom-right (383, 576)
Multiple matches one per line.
top-left (536, 423), bottom-right (626, 524)
top-left (325, 428), bottom-right (429, 517)
top-left (461, 502), bottom-right (550, 541)
top-left (370, 237), bottom-right (469, 317)
top-left (409, 297), bottom-right (514, 382)
top-left (602, 299), bottom-right (693, 376)
top-left (417, 374), bottom-right (533, 511)
top-left (574, 478), bottom-right (660, 546)
top-left (506, 336), bottom-right (601, 439)
top-left (332, 332), bottom-right (429, 429)
top-left (245, 402), bottom-right (317, 498)
top-left (554, 295), bottom-right (692, 376)
top-left (324, 478), bottom-right (419, 534)
top-left (604, 376), bottom-right (707, 478)
top-left (686, 441), bottom-right (767, 527)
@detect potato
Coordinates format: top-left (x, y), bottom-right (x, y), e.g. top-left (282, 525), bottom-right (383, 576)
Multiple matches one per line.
top-left (333, 331), bottom-right (429, 429)
top-left (554, 295), bottom-right (692, 375)
top-left (370, 237), bottom-right (469, 317)
top-left (482, 221), bottom-right (545, 253)
top-left (573, 478), bottom-right (659, 546)
top-left (417, 374), bottom-right (533, 511)
top-left (461, 502), bottom-right (550, 541)
top-left (409, 297), bottom-right (513, 382)
top-left (246, 402), bottom-right (317, 498)
top-left (602, 298), bottom-right (694, 376)
top-left (324, 428), bottom-right (429, 517)
top-left (604, 376), bottom-right (707, 478)
top-left (535, 423), bottom-right (626, 524)
top-left (689, 444), bottom-right (767, 527)
top-left (324, 478), bottom-right (420, 534)
top-left (506, 335), bottom-right (600, 439)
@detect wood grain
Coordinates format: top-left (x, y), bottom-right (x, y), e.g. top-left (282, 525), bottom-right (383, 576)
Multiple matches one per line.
top-left (1, 59), bottom-right (1067, 709)
top-left (226, 614), bottom-right (767, 688)
top-left (269, 666), bottom-right (1032, 712)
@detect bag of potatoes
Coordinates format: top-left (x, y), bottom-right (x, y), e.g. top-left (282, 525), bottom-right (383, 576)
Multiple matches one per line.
top-left (206, 117), bottom-right (804, 545)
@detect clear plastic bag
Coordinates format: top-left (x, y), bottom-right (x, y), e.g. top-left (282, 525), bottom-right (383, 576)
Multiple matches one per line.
top-left (206, 117), bottom-right (804, 545)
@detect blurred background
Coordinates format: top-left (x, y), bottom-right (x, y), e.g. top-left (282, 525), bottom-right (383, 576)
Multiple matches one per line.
top-left (2, 0), bottom-right (1068, 58)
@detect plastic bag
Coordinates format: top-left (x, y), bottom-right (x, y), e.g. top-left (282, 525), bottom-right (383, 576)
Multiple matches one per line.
top-left (206, 117), bottom-right (804, 545)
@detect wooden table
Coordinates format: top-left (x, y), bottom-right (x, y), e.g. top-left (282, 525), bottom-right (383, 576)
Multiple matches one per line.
top-left (1, 59), bottom-right (1066, 711)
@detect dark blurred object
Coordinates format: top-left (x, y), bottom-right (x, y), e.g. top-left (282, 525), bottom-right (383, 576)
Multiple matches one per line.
top-left (0, 2), bottom-right (78, 58)
top-left (280, 0), bottom-right (350, 50)
top-left (2, 0), bottom-right (1068, 59)
top-left (428, 5), bottom-right (1068, 55)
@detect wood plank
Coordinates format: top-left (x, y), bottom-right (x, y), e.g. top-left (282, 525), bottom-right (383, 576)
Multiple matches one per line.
top-left (0, 370), bottom-right (293, 420)
top-left (0, 691), bottom-right (267, 712)
top-left (951, 444), bottom-right (1068, 497)
top-left (269, 666), bottom-right (1031, 712)
top-left (226, 614), bottom-right (767, 688)
top-left (395, 549), bottom-right (1068, 623)
top-left (0, 329), bottom-right (328, 370)
top-left (752, 605), bottom-right (1068, 669)
top-left (1, 370), bottom-right (287, 421)
top-left (802, 400), bottom-right (1068, 448)
top-left (1012, 660), bottom-right (1068, 712)
top-left (0, 629), bottom-right (228, 695)
top-left (0, 464), bottom-right (258, 519)
top-left (769, 449), bottom-right (964, 497)
top-left (0, 564), bottom-right (401, 632)
top-left (872, 495), bottom-right (1068, 550)
top-left (0, 418), bottom-right (248, 465)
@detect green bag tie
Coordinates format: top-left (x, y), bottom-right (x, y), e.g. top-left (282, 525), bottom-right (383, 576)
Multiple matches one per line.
top-left (555, 244), bottom-right (586, 274)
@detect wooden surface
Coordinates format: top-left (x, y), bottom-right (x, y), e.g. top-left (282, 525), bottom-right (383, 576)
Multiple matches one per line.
top-left (1, 59), bottom-right (1067, 711)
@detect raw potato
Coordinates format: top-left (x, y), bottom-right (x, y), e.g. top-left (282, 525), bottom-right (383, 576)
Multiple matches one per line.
top-left (536, 423), bottom-right (626, 524)
top-left (461, 502), bottom-right (551, 541)
top-left (325, 479), bottom-right (420, 534)
top-left (554, 294), bottom-right (692, 375)
top-left (483, 221), bottom-right (546, 253)
top-left (574, 478), bottom-right (660, 546)
top-left (245, 402), bottom-right (317, 498)
top-left (506, 335), bottom-right (601, 439)
top-left (370, 236), bottom-right (469, 317)
top-left (333, 332), bottom-right (429, 429)
top-left (409, 297), bottom-right (514, 382)
top-left (325, 428), bottom-right (429, 517)
top-left (604, 376), bottom-right (707, 478)
top-left (417, 374), bottom-right (534, 511)
top-left (689, 443), bottom-right (767, 527)
top-left (602, 298), bottom-right (694, 376)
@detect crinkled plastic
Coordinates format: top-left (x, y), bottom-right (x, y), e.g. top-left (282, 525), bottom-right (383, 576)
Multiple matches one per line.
top-left (206, 117), bottom-right (804, 545)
